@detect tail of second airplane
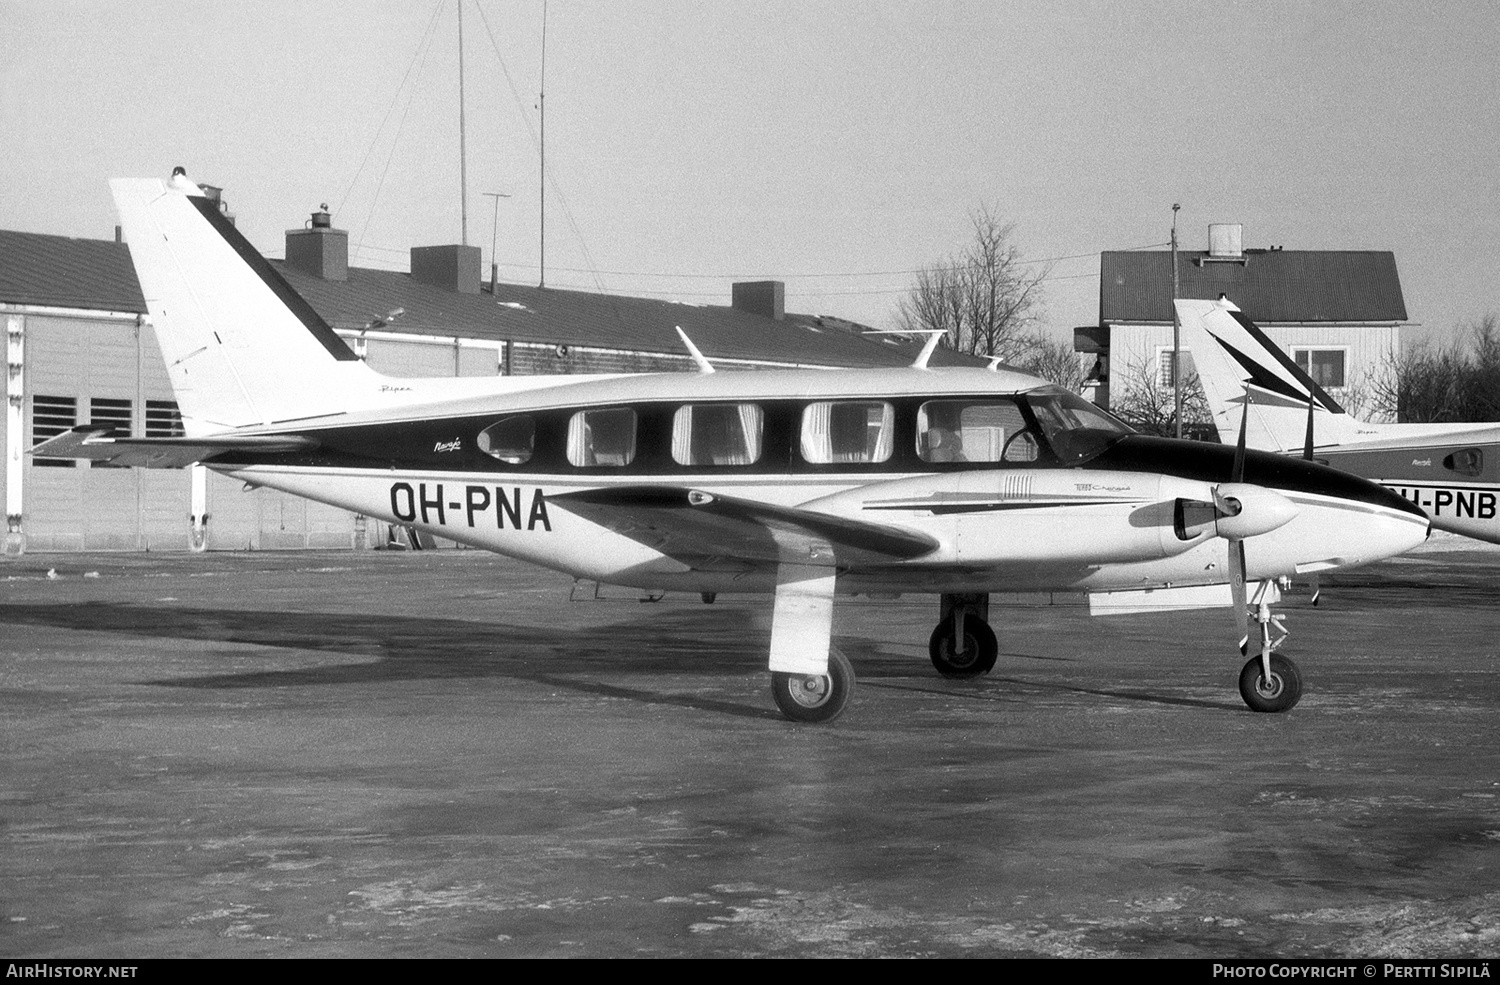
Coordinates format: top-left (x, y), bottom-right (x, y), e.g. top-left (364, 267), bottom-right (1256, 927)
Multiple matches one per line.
top-left (111, 172), bottom-right (390, 435)
top-left (1175, 298), bottom-right (1388, 452)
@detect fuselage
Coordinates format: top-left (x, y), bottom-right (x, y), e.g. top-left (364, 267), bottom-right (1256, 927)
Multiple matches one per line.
top-left (203, 366), bottom-right (1430, 596)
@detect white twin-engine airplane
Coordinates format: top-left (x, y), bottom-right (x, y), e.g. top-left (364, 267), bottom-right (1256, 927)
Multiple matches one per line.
top-left (32, 173), bottom-right (1430, 723)
top-left (1177, 297), bottom-right (1500, 545)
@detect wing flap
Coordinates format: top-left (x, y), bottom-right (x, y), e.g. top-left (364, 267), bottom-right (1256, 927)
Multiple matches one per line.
top-left (28, 428), bottom-right (317, 469)
top-left (548, 485), bottom-right (940, 568)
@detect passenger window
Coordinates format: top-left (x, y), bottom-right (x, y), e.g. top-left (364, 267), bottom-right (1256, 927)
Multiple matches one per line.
top-left (917, 400), bottom-right (1035, 463)
top-left (672, 403), bottom-right (764, 466)
top-left (477, 415), bottom-right (535, 464)
top-left (801, 401), bottom-right (894, 465)
top-left (567, 407), bottom-right (637, 467)
top-left (1444, 448), bottom-right (1483, 477)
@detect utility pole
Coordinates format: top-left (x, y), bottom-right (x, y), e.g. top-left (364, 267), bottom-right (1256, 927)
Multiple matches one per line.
top-left (458, 0), bottom-right (469, 246)
top-left (483, 191), bottom-right (511, 293)
top-left (1171, 203), bottom-right (1182, 439)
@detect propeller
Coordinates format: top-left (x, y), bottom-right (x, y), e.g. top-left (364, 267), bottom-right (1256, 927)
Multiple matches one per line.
top-left (1228, 395), bottom-right (1251, 647)
top-left (1303, 391), bottom-right (1316, 461)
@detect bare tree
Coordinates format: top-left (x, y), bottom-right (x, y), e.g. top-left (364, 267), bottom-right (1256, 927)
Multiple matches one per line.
top-left (897, 205), bottom-right (1050, 361)
top-left (1108, 357), bottom-right (1217, 441)
top-left (1365, 313), bottom-right (1500, 423)
top-left (1008, 335), bottom-right (1086, 389)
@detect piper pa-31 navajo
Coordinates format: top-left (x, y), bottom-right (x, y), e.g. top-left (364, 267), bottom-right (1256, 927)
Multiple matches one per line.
top-left (32, 173), bottom-right (1431, 722)
top-left (1178, 297), bottom-right (1500, 545)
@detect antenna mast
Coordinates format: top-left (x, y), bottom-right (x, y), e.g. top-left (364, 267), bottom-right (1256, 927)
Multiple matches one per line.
top-left (539, 0), bottom-right (547, 287)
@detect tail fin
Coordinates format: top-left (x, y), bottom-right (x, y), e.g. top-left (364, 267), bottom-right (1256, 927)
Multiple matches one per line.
top-left (1175, 298), bottom-right (1381, 451)
top-left (111, 174), bottom-right (379, 434)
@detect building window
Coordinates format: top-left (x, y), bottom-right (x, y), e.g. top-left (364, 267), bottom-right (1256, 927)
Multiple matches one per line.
top-left (566, 407), bottom-right (637, 467)
top-left (87, 397), bottom-right (132, 468)
top-left (800, 401), bottom-right (894, 465)
top-left (671, 404), bottom-right (763, 466)
top-left (1292, 348), bottom-right (1347, 388)
top-left (1155, 348), bottom-right (1195, 388)
top-left (145, 399), bottom-right (184, 438)
top-left (31, 394), bottom-right (77, 468)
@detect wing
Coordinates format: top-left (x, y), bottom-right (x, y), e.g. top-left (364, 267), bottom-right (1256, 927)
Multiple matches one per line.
top-left (28, 427), bottom-right (317, 469)
top-left (547, 485), bottom-right (940, 569)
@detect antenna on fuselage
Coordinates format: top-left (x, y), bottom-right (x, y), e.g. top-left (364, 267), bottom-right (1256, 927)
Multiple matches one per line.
top-left (861, 329), bottom-right (947, 369)
top-left (675, 326), bottom-right (715, 374)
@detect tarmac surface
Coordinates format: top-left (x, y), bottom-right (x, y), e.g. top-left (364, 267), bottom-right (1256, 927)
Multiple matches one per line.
top-left (2, 538), bottom-right (1499, 959)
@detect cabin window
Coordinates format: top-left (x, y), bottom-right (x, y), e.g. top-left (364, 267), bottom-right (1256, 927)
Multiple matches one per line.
top-left (917, 399), bottom-right (1037, 463)
top-left (672, 403), bottom-right (763, 466)
top-left (1292, 348), bottom-right (1347, 388)
top-left (477, 415), bottom-right (536, 464)
top-left (31, 394), bottom-right (77, 468)
top-left (567, 407), bottom-right (637, 467)
top-left (1444, 448), bottom-right (1483, 477)
top-left (1026, 386), bottom-right (1133, 466)
top-left (800, 401), bottom-right (894, 465)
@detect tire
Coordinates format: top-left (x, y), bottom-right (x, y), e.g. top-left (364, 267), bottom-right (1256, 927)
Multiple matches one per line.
top-left (928, 617), bottom-right (999, 678)
top-left (1238, 652), bottom-right (1303, 713)
top-left (770, 649), bottom-right (854, 723)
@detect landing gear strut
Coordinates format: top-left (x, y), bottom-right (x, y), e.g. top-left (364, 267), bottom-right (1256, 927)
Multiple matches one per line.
top-left (1237, 580), bottom-right (1302, 713)
top-left (929, 593), bottom-right (997, 678)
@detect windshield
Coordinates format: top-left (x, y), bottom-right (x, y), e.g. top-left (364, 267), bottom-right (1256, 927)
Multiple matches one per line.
top-left (1023, 387), bottom-right (1135, 466)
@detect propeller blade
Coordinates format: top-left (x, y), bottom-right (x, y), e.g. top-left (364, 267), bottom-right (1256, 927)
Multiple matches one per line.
top-left (1303, 393), bottom-right (1316, 461)
top-left (1232, 390), bottom-right (1250, 483)
top-left (1229, 538), bottom-right (1249, 647)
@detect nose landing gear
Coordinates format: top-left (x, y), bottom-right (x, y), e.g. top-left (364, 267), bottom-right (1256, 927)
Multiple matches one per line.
top-left (1237, 580), bottom-right (1303, 713)
top-left (929, 593), bottom-right (997, 678)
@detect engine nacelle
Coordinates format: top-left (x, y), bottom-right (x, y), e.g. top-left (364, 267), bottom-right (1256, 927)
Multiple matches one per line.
top-left (1211, 482), bottom-right (1298, 540)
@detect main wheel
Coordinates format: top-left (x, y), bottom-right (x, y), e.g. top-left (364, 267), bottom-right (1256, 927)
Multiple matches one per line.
top-left (928, 616), bottom-right (998, 678)
top-left (770, 649), bottom-right (854, 723)
top-left (1238, 652), bottom-right (1303, 713)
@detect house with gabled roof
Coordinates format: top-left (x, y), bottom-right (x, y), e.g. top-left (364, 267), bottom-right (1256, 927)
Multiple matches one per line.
top-left (1076, 223), bottom-right (1409, 423)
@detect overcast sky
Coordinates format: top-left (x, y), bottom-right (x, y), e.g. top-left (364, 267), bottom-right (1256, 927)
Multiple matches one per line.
top-left (3, 0), bottom-right (1496, 344)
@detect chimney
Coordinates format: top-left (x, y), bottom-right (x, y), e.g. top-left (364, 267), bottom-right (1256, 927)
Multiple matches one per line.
top-left (411, 244), bottom-right (481, 294)
top-left (1208, 223), bottom-right (1243, 258)
top-left (285, 206), bottom-right (348, 281)
top-left (732, 280), bottom-right (785, 321)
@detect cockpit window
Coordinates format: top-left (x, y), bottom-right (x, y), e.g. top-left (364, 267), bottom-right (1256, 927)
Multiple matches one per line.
top-left (917, 399), bottom-right (1038, 463)
top-left (801, 401), bottom-right (894, 465)
top-left (477, 415), bottom-right (535, 464)
top-left (567, 407), bottom-right (637, 467)
top-left (1024, 387), bottom-right (1133, 466)
top-left (672, 403), bottom-right (764, 466)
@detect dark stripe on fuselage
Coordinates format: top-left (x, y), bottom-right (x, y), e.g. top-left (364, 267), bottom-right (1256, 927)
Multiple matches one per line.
top-left (187, 196), bottom-right (361, 362)
top-left (1093, 435), bottom-right (1425, 519)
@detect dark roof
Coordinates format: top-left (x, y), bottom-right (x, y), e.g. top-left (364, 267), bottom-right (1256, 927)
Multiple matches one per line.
top-left (0, 230), bottom-right (146, 313)
top-left (1099, 250), bottom-right (1407, 324)
top-left (0, 227), bottom-right (976, 368)
top-left (276, 263), bottom-right (979, 368)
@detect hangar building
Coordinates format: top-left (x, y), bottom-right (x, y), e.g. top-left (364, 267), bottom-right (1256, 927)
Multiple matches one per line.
top-left (2, 189), bottom-right (974, 555)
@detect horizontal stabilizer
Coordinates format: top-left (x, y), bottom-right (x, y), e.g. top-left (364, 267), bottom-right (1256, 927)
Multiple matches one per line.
top-left (28, 427), bottom-right (316, 469)
top-left (548, 485), bottom-right (939, 568)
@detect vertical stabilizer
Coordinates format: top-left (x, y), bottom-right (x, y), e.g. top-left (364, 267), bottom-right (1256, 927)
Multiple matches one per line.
top-left (1176, 298), bottom-right (1380, 451)
top-left (111, 175), bottom-right (377, 435)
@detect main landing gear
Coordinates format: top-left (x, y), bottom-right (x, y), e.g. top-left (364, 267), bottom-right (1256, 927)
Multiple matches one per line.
top-left (770, 649), bottom-right (855, 724)
top-left (929, 593), bottom-right (997, 678)
top-left (1236, 580), bottom-right (1303, 713)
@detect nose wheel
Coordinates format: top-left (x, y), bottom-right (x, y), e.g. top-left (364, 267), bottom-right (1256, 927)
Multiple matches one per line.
top-left (1239, 651), bottom-right (1302, 713)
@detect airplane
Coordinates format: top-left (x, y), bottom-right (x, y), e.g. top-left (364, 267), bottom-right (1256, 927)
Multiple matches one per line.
top-left (1177, 297), bottom-right (1500, 545)
top-left (30, 172), bottom-right (1431, 723)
